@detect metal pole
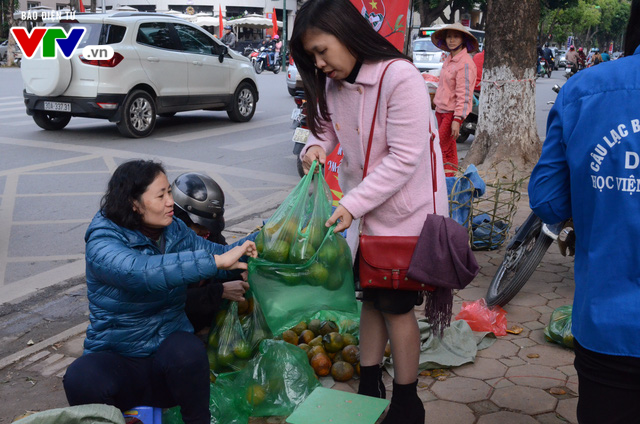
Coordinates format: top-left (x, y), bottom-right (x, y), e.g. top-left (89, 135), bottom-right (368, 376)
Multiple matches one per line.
top-left (403, 2), bottom-right (414, 56)
top-left (101, 0), bottom-right (105, 13)
top-left (281, 0), bottom-right (287, 71)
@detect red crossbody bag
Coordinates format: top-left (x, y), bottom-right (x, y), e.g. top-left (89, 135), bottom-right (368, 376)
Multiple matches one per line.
top-left (358, 60), bottom-right (438, 292)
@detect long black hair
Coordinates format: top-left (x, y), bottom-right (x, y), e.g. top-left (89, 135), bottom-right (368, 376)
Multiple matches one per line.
top-left (289, 0), bottom-right (409, 137)
top-left (624, 0), bottom-right (640, 57)
top-left (100, 159), bottom-right (166, 230)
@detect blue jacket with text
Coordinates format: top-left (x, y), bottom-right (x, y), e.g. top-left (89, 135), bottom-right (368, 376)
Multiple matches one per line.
top-left (529, 45), bottom-right (640, 357)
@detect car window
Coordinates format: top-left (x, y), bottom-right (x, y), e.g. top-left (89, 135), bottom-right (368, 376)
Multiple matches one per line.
top-left (103, 24), bottom-right (126, 44)
top-left (413, 39), bottom-right (439, 53)
top-left (137, 22), bottom-right (179, 50)
top-left (48, 22), bottom-right (102, 49)
top-left (174, 23), bottom-right (223, 55)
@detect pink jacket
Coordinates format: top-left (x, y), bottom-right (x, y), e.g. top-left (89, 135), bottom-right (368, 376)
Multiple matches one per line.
top-left (434, 49), bottom-right (477, 118)
top-left (302, 60), bottom-right (449, 244)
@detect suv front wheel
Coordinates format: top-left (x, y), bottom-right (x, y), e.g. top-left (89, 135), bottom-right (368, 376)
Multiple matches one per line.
top-left (117, 90), bottom-right (157, 138)
top-left (32, 111), bottom-right (71, 130)
top-left (227, 82), bottom-right (256, 122)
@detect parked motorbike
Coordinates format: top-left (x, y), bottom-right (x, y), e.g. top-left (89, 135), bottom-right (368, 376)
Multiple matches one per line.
top-left (291, 91), bottom-right (309, 177)
top-left (485, 85), bottom-right (567, 307)
top-left (456, 90), bottom-right (479, 144)
top-left (254, 46), bottom-right (281, 74)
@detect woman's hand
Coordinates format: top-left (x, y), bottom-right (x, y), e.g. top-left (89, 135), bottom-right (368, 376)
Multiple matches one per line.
top-left (326, 205), bottom-right (353, 233)
top-left (302, 146), bottom-right (326, 174)
top-left (221, 280), bottom-right (250, 302)
top-left (214, 241), bottom-right (257, 271)
top-left (451, 120), bottom-right (461, 140)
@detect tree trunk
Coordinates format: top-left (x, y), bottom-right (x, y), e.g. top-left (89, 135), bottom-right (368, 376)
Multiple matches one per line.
top-left (463, 0), bottom-right (541, 179)
top-left (420, 0), bottom-right (449, 26)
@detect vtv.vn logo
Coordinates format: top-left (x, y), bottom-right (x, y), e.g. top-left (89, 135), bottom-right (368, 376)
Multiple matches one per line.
top-left (10, 27), bottom-right (114, 60)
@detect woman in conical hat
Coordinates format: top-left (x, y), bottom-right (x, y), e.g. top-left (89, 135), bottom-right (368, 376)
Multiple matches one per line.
top-left (431, 22), bottom-right (478, 176)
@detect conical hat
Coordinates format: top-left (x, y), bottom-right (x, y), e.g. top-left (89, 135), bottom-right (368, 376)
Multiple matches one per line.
top-left (431, 22), bottom-right (479, 53)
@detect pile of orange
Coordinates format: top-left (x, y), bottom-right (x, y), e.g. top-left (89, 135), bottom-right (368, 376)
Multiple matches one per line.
top-left (280, 319), bottom-right (360, 382)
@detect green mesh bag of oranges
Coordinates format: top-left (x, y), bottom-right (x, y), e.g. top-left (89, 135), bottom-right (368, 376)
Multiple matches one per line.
top-left (249, 161), bottom-right (357, 336)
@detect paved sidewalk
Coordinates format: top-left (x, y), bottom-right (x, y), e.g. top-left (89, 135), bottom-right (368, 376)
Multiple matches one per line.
top-left (0, 196), bottom-right (578, 424)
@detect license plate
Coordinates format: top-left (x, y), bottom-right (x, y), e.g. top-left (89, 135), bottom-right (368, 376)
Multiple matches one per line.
top-left (292, 127), bottom-right (310, 144)
top-left (44, 101), bottom-right (71, 112)
top-left (291, 107), bottom-right (301, 121)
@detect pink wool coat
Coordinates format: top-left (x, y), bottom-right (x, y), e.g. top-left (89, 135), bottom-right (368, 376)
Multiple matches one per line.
top-left (302, 59), bottom-right (449, 247)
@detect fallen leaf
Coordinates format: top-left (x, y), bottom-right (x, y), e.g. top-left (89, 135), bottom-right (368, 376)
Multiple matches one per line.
top-left (506, 325), bottom-right (524, 335)
top-left (419, 370), bottom-right (432, 377)
top-left (527, 353), bottom-right (540, 359)
top-left (431, 369), bottom-right (450, 378)
top-left (27, 340), bottom-right (34, 346)
top-left (437, 376), bottom-right (447, 382)
top-left (550, 387), bottom-right (566, 395)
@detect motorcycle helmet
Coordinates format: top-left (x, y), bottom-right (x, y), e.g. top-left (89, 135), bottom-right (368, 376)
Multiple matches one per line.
top-left (569, 45), bottom-right (575, 50)
top-left (273, 35), bottom-right (280, 40)
top-left (578, 47), bottom-right (583, 52)
top-left (172, 172), bottom-right (225, 235)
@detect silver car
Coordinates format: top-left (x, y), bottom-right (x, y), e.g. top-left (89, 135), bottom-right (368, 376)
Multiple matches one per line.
top-left (412, 38), bottom-right (446, 74)
top-left (286, 59), bottom-right (304, 96)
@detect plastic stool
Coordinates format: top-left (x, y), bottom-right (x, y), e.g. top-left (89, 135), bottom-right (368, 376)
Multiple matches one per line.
top-left (123, 406), bottom-right (163, 424)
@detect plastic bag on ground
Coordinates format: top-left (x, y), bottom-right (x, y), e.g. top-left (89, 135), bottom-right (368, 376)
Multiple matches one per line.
top-left (213, 339), bottom-right (321, 419)
top-left (238, 292), bottom-right (273, 353)
top-left (454, 298), bottom-right (507, 336)
top-left (544, 305), bottom-right (574, 349)
top-left (249, 161), bottom-right (357, 335)
top-left (207, 302), bottom-right (251, 374)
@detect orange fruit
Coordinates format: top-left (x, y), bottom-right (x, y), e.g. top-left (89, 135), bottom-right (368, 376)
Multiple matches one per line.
top-left (308, 335), bottom-right (323, 347)
top-left (308, 319), bottom-right (322, 335)
top-left (318, 320), bottom-right (339, 336)
top-left (322, 332), bottom-right (344, 353)
top-left (331, 361), bottom-right (355, 382)
top-left (342, 333), bottom-right (358, 347)
top-left (310, 353), bottom-right (332, 376)
top-left (289, 239), bottom-right (316, 264)
top-left (263, 240), bottom-right (291, 263)
top-left (299, 329), bottom-right (315, 345)
top-left (233, 340), bottom-right (253, 359)
top-left (282, 330), bottom-right (299, 345)
top-left (341, 345), bottom-right (359, 364)
top-left (307, 345), bottom-right (327, 360)
top-left (246, 383), bottom-right (267, 406)
top-left (384, 342), bottom-right (392, 357)
top-left (291, 321), bottom-right (308, 335)
top-left (307, 262), bottom-right (329, 286)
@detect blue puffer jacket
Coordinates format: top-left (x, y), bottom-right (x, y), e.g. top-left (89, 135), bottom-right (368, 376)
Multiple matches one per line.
top-left (83, 211), bottom-right (243, 357)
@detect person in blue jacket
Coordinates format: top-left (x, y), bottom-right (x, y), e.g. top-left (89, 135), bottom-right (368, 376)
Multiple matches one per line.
top-left (528, 3), bottom-right (640, 423)
top-left (63, 160), bottom-right (257, 424)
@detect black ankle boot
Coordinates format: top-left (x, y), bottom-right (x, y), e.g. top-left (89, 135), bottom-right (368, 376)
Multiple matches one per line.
top-left (381, 380), bottom-right (425, 424)
top-left (357, 364), bottom-right (386, 399)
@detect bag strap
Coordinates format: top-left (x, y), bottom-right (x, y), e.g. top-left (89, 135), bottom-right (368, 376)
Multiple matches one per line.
top-left (361, 60), bottom-right (438, 217)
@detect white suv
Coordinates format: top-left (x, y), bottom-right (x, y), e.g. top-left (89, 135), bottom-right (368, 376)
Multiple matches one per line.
top-left (21, 13), bottom-right (259, 137)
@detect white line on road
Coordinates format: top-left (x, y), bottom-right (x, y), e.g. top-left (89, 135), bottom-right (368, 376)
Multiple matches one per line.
top-left (7, 254), bottom-right (85, 263)
top-left (220, 130), bottom-right (294, 151)
top-left (157, 115), bottom-right (291, 143)
top-left (0, 175), bottom-right (18, 288)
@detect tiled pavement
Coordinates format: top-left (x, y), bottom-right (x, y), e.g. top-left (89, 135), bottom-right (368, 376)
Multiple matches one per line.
top-left (0, 195), bottom-right (578, 424)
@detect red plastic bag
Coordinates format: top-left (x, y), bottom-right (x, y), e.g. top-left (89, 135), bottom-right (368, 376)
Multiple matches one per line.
top-left (454, 298), bottom-right (507, 336)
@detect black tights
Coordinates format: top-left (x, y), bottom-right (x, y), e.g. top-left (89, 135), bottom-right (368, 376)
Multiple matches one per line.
top-left (63, 331), bottom-right (210, 424)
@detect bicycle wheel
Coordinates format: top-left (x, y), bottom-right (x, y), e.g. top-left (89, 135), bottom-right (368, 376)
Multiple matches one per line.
top-left (485, 223), bottom-right (554, 307)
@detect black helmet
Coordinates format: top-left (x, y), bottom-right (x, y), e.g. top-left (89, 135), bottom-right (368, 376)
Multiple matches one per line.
top-left (172, 172), bottom-right (225, 234)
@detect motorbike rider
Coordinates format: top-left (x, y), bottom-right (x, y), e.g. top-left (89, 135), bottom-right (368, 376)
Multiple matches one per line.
top-left (220, 25), bottom-right (236, 50)
top-left (172, 172), bottom-right (255, 333)
top-left (565, 45), bottom-right (579, 73)
top-left (577, 47), bottom-right (587, 68)
top-left (260, 34), bottom-right (277, 66)
top-left (542, 44), bottom-right (554, 73)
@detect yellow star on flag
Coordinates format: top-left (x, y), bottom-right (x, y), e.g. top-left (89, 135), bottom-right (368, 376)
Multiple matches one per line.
top-left (369, 0), bottom-right (378, 10)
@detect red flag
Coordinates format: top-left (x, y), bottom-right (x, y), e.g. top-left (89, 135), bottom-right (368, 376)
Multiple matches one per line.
top-left (272, 8), bottom-right (278, 37)
top-left (219, 5), bottom-right (224, 38)
top-left (350, 0), bottom-right (410, 52)
top-left (78, 0), bottom-right (85, 12)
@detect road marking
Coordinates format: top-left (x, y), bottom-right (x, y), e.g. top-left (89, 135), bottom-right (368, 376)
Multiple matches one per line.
top-left (0, 106), bottom-right (27, 112)
top-left (0, 154), bottom-right (101, 178)
top-left (221, 130), bottom-right (294, 151)
top-left (0, 101), bottom-right (25, 107)
top-left (0, 174), bottom-right (18, 287)
top-left (7, 254), bottom-right (85, 262)
top-left (157, 115), bottom-right (291, 143)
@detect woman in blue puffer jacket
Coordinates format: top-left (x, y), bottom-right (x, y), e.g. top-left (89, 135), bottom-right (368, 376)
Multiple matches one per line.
top-left (63, 160), bottom-right (257, 424)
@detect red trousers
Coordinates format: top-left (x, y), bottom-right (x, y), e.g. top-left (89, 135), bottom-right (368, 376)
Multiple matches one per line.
top-left (436, 111), bottom-right (458, 176)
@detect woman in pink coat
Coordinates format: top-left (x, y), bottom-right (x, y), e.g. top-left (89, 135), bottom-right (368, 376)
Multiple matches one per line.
top-left (290, 1), bottom-right (447, 422)
top-left (432, 23), bottom-right (478, 176)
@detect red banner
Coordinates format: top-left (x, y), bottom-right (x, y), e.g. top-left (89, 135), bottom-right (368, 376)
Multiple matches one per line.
top-left (350, 0), bottom-right (410, 52)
